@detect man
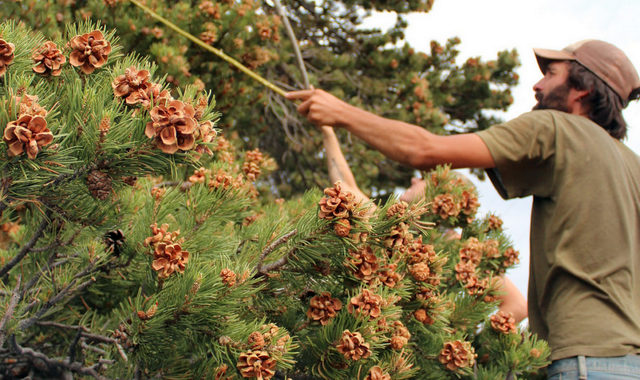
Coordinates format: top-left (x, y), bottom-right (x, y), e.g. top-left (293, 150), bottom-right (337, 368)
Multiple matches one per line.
top-left (287, 40), bottom-right (640, 378)
top-left (321, 124), bottom-right (528, 323)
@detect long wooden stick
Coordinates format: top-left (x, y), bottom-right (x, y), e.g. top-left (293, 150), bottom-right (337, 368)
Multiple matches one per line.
top-left (129, 0), bottom-right (287, 98)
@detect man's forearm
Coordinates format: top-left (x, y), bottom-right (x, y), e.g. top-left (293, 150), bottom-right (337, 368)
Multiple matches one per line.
top-left (334, 103), bottom-right (438, 169)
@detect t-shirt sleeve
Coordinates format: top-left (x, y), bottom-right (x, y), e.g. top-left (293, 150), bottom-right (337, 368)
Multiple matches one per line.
top-left (475, 110), bottom-right (557, 199)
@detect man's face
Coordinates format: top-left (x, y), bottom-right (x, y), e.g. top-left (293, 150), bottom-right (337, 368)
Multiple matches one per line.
top-left (532, 61), bottom-right (572, 112)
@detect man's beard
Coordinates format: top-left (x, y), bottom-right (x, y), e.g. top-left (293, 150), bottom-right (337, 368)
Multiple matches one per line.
top-left (533, 82), bottom-right (571, 112)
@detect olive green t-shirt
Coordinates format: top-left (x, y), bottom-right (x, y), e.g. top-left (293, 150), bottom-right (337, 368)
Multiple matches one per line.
top-left (476, 110), bottom-right (640, 360)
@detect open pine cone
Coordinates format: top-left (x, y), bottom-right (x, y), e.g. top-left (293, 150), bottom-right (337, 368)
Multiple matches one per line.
top-left (236, 350), bottom-right (276, 380)
top-left (104, 229), bottom-right (125, 255)
top-left (4, 114), bottom-right (53, 159)
top-left (438, 340), bottom-right (476, 371)
top-left (318, 182), bottom-right (356, 220)
top-left (336, 330), bottom-right (371, 361)
top-left (347, 288), bottom-right (382, 319)
top-left (112, 66), bottom-right (151, 104)
top-left (0, 38), bottom-right (15, 76)
top-left (348, 246), bottom-right (378, 283)
top-left (69, 30), bottom-right (111, 74)
top-left (151, 242), bottom-right (189, 279)
top-left (490, 310), bottom-right (517, 334)
top-left (307, 292), bottom-right (342, 326)
top-left (431, 193), bottom-right (460, 219)
top-left (145, 99), bottom-right (198, 154)
top-left (365, 366), bottom-right (391, 380)
top-left (503, 247), bottom-right (520, 267)
top-left (32, 41), bottom-right (66, 76)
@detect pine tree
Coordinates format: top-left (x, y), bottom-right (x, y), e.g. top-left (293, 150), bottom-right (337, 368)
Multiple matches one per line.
top-left (0, 0), bottom-right (520, 199)
top-left (0, 14), bottom-right (547, 380)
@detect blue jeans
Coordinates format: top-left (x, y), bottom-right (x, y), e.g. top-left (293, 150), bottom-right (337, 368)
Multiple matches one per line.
top-left (548, 355), bottom-right (640, 379)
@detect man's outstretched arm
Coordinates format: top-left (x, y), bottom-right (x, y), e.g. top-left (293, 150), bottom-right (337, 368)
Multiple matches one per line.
top-left (286, 89), bottom-right (496, 170)
top-left (321, 126), bottom-right (371, 205)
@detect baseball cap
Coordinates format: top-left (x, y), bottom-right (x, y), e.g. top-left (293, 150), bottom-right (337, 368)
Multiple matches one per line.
top-left (534, 40), bottom-right (640, 105)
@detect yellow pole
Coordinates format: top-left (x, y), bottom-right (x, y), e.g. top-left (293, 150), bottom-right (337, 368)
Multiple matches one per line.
top-left (129, 0), bottom-right (288, 98)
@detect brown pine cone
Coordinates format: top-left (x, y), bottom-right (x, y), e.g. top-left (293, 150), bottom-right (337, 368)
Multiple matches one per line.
top-left (11, 94), bottom-right (47, 117)
top-left (390, 321), bottom-right (411, 349)
top-left (3, 114), bottom-right (53, 159)
top-left (112, 66), bottom-right (151, 104)
top-left (333, 218), bottom-right (351, 237)
top-left (194, 120), bottom-right (217, 158)
top-left (384, 222), bottom-right (411, 251)
top-left (32, 41), bottom-right (66, 76)
top-left (213, 364), bottom-right (233, 380)
top-left (347, 289), bottom-right (382, 319)
top-left (459, 190), bottom-right (479, 216)
top-left (127, 82), bottom-right (172, 110)
top-left (318, 182), bottom-right (356, 220)
top-left (348, 246), bottom-right (378, 282)
top-left (407, 236), bottom-right (436, 264)
top-left (145, 99), bottom-right (198, 154)
top-left (143, 222), bottom-right (180, 248)
top-left (364, 366), bottom-right (391, 380)
top-left (0, 38), bottom-right (15, 76)
top-left (188, 167), bottom-right (209, 184)
top-left (459, 237), bottom-right (483, 265)
top-left (431, 193), bottom-right (460, 219)
top-left (86, 170), bottom-right (112, 200)
top-left (454, 261), bottom-right (476, 283)
top-left (336, 330), bottom-right (371, 361)
top-left (151, 242), bottom-right (189, 278)
top-left (483, 239), bottom-right (501, 259)
top-left (307, 292), bottom-right (342, 326)
top-left (69, 30), bottom-right (111, 74)
top-left (409, 262), bottom-right (431, 282)
top-left (236, 350), bottom-right (276, 379)
top-left (438, 340), bottom-right (476, 371)
top-left (490, 310), bottom-right (517, 334)
top-left (386, 201), bottom-right (408, 218)
top-left (220, 268), bottom-right (236, 287)
top-left (378, 263), bottom-right (402, 288)
top-left (503, 247), bottom-right (520, 267)
top-left (487, 214), bottom-right (503, 231)
top-left (247, 331), bottom-right (266, 350)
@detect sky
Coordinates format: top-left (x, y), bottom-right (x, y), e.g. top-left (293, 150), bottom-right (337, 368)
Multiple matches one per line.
top-left (365, 0), bottom-right (640, 299)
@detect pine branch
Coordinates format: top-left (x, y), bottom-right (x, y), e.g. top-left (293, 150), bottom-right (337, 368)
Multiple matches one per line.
top-left (68, 329), bottom-right (83, 363)
top-left (258, 247), bottom-right (297, 275)
top-left (35, 321), bottom-right (128, 361)
top-left (256, 229), bottom-right (297, 275)
top-left (0, 210), bottom-right (53, 278)
top-left (8, 335), bottom-right (110, 380)
top-left (0, 275), bottom-right (21, 348)
top-left (20, 262), bottom-right (97, 330)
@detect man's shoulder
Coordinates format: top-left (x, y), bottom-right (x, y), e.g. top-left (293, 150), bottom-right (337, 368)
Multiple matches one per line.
top-left (513, 109), bottom-right (592, 125)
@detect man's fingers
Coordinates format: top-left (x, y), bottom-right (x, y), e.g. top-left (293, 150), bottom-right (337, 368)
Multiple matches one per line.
top-left (285, 89), bottom-right (314, 101)
top-left (297, 98), bottom-right (312, 116)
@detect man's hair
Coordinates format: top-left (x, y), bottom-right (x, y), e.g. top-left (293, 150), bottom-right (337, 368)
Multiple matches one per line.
top-left (567, 61), bottom-right (628, 140)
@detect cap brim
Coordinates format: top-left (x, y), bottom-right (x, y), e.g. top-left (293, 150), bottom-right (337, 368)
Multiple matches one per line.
top-left (533, 48), bottom-right (576, 73)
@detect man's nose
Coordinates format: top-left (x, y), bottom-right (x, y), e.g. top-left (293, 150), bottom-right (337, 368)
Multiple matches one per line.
top-left (533, 78), bottom-right (544, 92)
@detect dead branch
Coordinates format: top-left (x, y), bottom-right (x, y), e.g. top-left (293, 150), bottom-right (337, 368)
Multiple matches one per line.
top-left (0, 275), bottom-right (21, 347)
top-left (256, 229), bottom-right (297, 275)
top-left (8, 335), bottom-right (110, 380)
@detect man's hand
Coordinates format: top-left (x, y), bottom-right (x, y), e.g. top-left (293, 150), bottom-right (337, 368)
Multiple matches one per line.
top-left (285, 88), bottom-right (350, 128)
